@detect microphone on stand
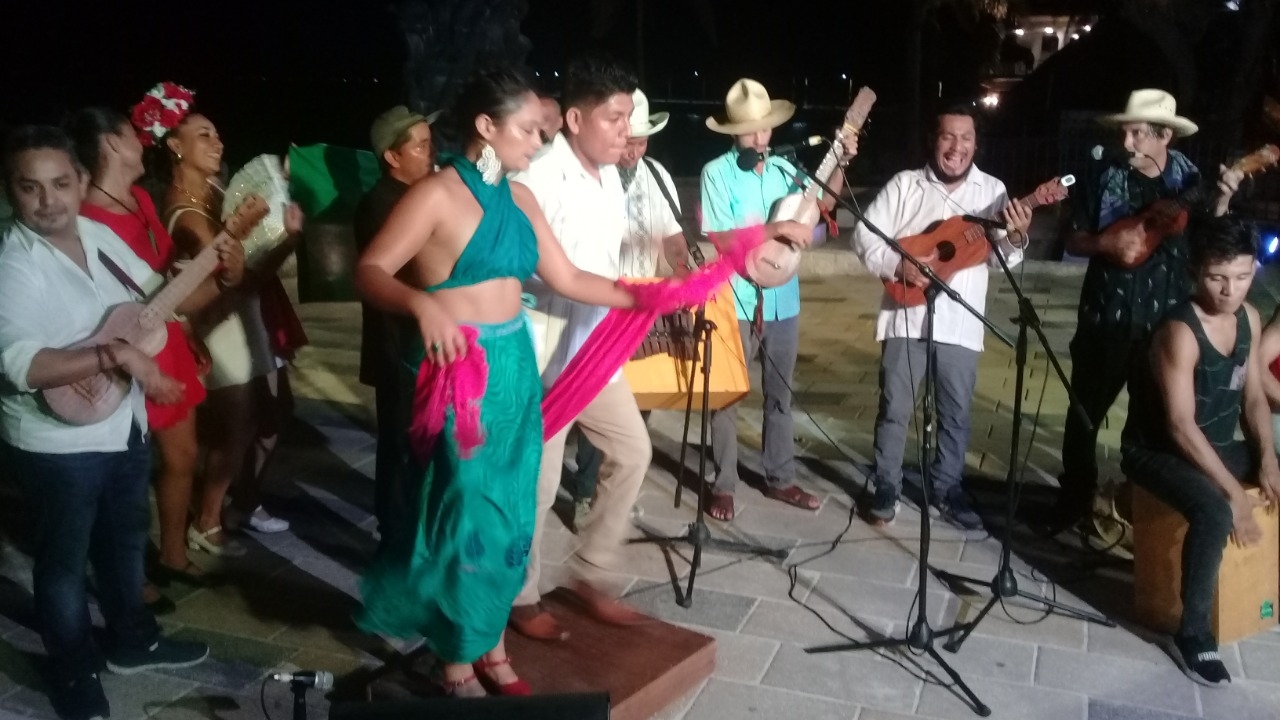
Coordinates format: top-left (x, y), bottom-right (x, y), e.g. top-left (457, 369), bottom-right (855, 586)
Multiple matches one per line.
top-left (1090, 145), bottom-right (1137, 165)
top-left (735, 136), bottom-right (825, 170)
top-left (270, 670), bottom-right (334, 689)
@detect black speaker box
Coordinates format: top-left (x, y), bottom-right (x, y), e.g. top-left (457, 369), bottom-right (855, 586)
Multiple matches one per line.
top-left (330, 692), bottom-right (611, 720)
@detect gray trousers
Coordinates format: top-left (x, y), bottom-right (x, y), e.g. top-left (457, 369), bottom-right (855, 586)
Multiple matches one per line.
top-left (872, 338), bottom-right (979, 495)
top-left (710, 317), bottom-right (799, 495)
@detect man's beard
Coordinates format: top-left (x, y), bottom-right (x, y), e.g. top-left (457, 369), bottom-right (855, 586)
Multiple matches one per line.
top-left (618, 163), bottom-right (638, 191)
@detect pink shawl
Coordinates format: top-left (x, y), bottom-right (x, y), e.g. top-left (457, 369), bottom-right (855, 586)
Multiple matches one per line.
top-left (409, 225), bottom-right (766, 460)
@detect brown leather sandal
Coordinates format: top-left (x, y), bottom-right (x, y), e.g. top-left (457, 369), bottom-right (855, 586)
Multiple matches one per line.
top-left (763, 484), bottom-right (821, 510)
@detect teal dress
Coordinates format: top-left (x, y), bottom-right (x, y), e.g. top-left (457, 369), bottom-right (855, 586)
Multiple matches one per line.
top-left (356, 155), bottom-right (542, 663)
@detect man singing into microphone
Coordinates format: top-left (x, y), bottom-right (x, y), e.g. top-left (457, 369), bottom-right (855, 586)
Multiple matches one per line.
top-left (853, 104), bottom-right (1032, 530)
top-left (699, 78), bottom-right (853, 522)
top-left (1043, 89), bottom-right (1243, 536)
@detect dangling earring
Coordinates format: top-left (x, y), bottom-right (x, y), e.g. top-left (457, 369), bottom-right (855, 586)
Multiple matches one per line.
top-left (477, 143), bottom-right (501, 186)
top-left (175, 152), bottom-right (183, 163)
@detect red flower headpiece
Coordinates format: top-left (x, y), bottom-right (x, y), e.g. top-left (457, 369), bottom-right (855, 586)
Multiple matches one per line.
top-left (131, 82), bottom-right (196, 147)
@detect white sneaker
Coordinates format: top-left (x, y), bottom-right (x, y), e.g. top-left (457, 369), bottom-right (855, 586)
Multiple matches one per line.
top-left (247, 506), bottom-right (289, 533)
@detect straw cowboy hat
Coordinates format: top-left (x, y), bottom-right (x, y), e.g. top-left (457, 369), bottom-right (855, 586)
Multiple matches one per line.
top-left (706, 78), bottom-right (796, 135)
top-left (1100, 89), bottom-right (1199, 137)
top-left (629, 89), bottom-right (669, 137)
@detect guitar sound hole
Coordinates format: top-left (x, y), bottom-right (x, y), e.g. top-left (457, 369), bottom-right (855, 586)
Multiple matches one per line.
top-left (936, 242), bottom-right (956, 262)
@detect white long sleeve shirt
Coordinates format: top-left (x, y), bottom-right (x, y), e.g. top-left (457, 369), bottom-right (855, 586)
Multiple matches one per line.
top-left (511, 133), bottom-right (627, 386)
top-left (851, 165), bottom-right (1023, 352)
top-left (0, 218), bottom-right (162, 453)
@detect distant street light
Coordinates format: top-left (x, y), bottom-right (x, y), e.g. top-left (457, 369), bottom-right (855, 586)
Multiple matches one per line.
top-left (693, 71), bottom-right (699, 77)
top-left (1043, 26), bottom-right (1054, 34)
top-left (1014, 28), bottom-right (1025, 36)
top-left (1082, 24), bottom-right (1092, 31)
top-left (1071, 32), bottom-right (1080, 40)
top-left (982, 93), bottom-right (999, 108)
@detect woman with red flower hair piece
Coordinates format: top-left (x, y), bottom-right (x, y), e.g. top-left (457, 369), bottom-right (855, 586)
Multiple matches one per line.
top-left (137, 82), bottom-right (301, 557)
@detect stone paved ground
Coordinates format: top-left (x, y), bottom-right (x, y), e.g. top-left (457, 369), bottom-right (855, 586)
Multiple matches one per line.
top-left (3, 258), bottom-right (1280, 720)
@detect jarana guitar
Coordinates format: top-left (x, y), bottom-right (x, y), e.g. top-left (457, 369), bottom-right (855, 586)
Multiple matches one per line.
top-left (1099, 144), bottom-right (1280, 270)
top-left (745, 87), bottom-right (877, 289)
top-left (42, 197), bottom-right (269, 425)
top-left (885, 176), bottom-right (1074, 307)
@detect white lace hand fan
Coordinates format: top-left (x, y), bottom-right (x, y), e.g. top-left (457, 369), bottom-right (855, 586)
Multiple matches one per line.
top-left (221, 154), bottom-right (289, 267)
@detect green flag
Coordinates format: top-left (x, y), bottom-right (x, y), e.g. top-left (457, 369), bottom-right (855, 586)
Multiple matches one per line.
top-left (287, 143), bottom-right (381, 224)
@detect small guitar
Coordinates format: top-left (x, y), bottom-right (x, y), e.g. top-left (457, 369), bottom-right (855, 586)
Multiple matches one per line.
top-left (884, 176), bottom-right (1074, 307)
top-left (1099, 144), bottom-right (1280, 270)
top-left (744, 87), bottom-right (877, 289)
top-left (42, 197), bottom-right (268, 425)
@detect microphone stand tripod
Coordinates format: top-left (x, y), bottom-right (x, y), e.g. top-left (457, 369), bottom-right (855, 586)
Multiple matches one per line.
top-left (629, 199), bottom-right (787, 610)
top-left (933, 230), bottom-right (1115, 655)
top-left (787, 165), bottom-right (1009, 717)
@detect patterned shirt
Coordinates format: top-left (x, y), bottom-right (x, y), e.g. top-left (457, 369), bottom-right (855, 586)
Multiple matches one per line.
top-left (618, 157), bottom-right (682, 278)
top-left (1074, 149), bottom-right (1200, 340)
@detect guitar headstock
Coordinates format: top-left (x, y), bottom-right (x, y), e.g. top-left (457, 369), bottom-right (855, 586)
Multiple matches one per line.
top-left (1028, 175), bottom-right (1076, 208)
top-left (840, 87), bottom-right (877, 139)
top-left (1233, 144), bottom-right (1280, 177)
top-left (224, 194), bottom-right (270, 240)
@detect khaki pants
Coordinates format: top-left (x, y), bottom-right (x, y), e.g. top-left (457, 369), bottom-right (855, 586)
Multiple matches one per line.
top-left (515, 379), bottom-right (651, 606)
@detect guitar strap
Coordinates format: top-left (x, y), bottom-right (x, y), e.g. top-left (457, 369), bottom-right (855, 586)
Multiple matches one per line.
top-left (97, 250), bottom-right (148, 301)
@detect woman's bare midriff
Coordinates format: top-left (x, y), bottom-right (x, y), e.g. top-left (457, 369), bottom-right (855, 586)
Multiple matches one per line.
top-left (432, 278), bottom-right (525, 326)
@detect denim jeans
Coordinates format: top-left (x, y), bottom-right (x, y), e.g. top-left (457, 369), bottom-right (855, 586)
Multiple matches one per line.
top-left (7, 425), bottom-right (160, 683)
top-left (871, 339), bottom-right (979, 496)
top-left (1122, 442), bottom-right (1253, 640)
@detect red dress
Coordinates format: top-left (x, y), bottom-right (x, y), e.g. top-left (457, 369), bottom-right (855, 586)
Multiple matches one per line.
top-left (81, 186), bottom-right (207, 430)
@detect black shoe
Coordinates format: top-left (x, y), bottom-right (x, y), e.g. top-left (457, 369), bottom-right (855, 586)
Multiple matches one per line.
top-left (937, 486), bottom-right (983, 530)
top-left (105, 638), bottom-right (209, 675)
top-left (1171, 633), bottom-right (1231, 687)
top-left (151, 562), bottom-right (219, 589)
top-left (866, 483), bottom-right (900, 526)
top-left (50, 672), bottom-right (109, 720)
top-left (1034, 491), bottom-right (1093, 538)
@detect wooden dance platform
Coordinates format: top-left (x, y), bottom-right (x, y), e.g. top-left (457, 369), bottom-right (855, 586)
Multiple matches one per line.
top-left (506, 588), bottom-right (716, 719)
top-left (345, 588), bottom-right (716, 719)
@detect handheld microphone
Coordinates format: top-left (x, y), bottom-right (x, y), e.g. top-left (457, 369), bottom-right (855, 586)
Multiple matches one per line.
top-left (735, 136), bottom-right (825, 170)
top-left (1090, 145), bottom-right (1137, 165)
top-left (270, 670), bottom-right (334, 690)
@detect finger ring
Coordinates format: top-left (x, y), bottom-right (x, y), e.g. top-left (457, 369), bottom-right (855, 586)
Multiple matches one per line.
top-left (430, 342), bottom-right (442, 353)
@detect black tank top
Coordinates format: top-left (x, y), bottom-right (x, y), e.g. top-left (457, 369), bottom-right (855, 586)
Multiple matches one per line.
top-left (1123, 302), bottom-right (1250, 454)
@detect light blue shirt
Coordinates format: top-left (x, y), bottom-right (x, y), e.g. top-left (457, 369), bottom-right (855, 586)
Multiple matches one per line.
top-left (699, 148), bottom-right (803, 322)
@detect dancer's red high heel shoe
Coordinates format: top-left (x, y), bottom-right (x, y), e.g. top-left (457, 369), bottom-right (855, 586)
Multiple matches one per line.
top-left (473, 655), bottom-right (531, 696)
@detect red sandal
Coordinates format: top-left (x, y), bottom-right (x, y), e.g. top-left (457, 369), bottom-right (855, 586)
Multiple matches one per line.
top-left (473, 655), bottom-right (531, 696)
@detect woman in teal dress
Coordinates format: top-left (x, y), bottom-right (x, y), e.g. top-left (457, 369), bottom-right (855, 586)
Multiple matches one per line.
top-left (353, 68), bottom-right (638, 697)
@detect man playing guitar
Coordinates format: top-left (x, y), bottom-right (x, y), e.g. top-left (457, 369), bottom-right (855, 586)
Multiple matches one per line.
top-left (1044, 89), bottom-right (1244, 536)
top-left (853, 104), bottom-right (1032, 530)
top-left (699, 78), bottom-right (853, 522)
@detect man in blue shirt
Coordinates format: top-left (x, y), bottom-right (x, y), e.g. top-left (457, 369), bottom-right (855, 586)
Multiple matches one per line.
top-left (700, 78), bottom-right (853, 521)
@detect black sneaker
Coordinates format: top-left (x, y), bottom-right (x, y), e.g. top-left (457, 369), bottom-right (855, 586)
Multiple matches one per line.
top-left (50, 672), bottom-right (109, 720)
top-left (937, 485), bottom-right (984, 530)
top-left (105, 638), bottom-right (209, 675)
top-left (866, 483), bottom-right (900, 526)
top-left (1171, 633), bottom-right (1231, 687)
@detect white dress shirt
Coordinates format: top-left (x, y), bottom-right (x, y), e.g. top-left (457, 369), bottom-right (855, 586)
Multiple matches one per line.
top-left (618, 157), bottom-right (682, 278)
top-left (852, 165), bottom-right (1023, 352)
top-left (511, 133), bottom-right (627, 386)
top-left (0, 217), bottom-right (162, 453)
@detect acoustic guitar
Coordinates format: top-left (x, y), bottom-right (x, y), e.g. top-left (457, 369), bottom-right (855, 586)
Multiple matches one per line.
top-left (1098, 144), bottom-right (1280, 270)
top-left (884, 176), bottom-right (1074, 307)
top-left (744, 87), bottom-right (877, 289)
top-left (41, 197), bottom-right (268, 425)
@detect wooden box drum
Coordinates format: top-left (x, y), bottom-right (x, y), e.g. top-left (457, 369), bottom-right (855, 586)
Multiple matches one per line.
top-left (623, 282), bottom-right (749, 411)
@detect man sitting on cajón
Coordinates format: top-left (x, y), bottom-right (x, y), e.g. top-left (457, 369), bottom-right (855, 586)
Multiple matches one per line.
top-left (1121, 215), bottom-right (1280, 687)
